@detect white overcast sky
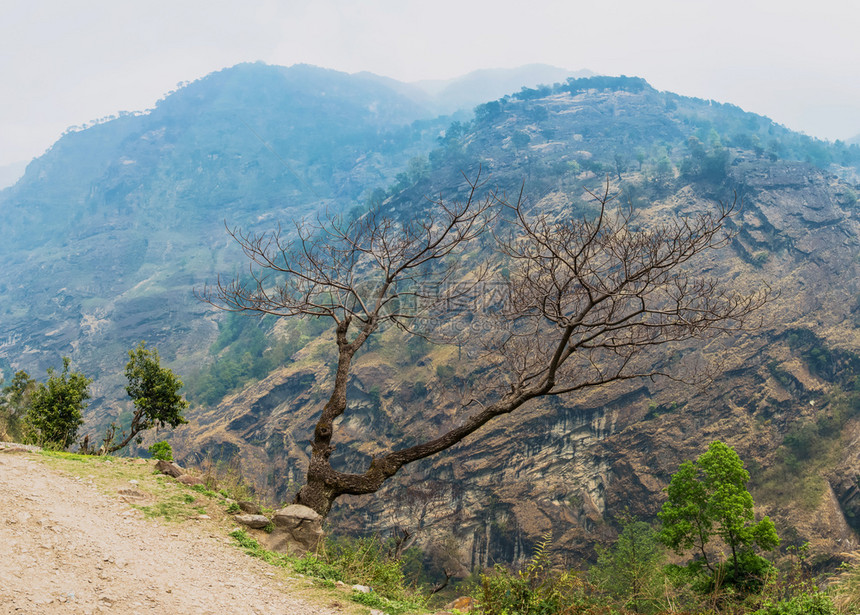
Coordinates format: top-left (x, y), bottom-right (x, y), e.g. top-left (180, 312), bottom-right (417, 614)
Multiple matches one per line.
top-left (2, 0), bottom-right (859, 167)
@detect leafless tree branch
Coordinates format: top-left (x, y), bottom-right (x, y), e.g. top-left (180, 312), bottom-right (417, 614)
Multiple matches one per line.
top-left (200, 175), bottom-right (771, 517)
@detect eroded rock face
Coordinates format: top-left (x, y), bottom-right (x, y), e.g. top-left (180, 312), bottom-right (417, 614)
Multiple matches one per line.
top-left (829, 427), bottom-right (860, 536)
top-left (264, 505), bottom-right (324, 555)
top-left (172, 93), bottom-right (860, 569)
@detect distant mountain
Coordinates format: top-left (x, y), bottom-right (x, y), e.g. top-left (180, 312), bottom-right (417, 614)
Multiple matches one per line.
top-left (0, 62), bottom-right (447, 398)
top-left (1, 62), bottom-right (443, 254)
top-left (411, 63), bottom-right (594, 114)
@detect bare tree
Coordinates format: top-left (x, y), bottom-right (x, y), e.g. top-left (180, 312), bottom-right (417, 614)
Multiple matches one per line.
top-left (201, 175), bottom-right (769, 518)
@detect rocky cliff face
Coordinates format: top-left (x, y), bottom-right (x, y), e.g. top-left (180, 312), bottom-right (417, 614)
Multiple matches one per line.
top-left (175, 150), bottom-right (860, 570)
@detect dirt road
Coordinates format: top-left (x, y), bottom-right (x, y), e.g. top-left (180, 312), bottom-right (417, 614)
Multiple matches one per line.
top-left (0, 449), bottom-right (343, 614)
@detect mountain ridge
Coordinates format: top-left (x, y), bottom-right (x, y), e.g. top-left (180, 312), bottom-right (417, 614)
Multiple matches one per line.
top-left (3, 64), bottom-right (860, 573)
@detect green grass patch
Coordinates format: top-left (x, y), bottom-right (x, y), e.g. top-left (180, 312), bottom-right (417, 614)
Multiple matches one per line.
top-left (229, 529), bottom-right (293, 567)
top-left (190, 484), bottom-right (219, 498)
top-left (350, 589), bottom-right (425, 615)
top-left (38, 450), bottom-right (101, 463)
top-left (137, 493), bottom-right (204, 522)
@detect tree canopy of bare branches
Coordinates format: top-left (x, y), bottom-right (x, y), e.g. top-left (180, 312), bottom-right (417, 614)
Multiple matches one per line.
top-left (200, 174), bottom-right (770, 518)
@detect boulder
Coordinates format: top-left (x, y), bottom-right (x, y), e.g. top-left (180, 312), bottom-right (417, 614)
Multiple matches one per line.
top-left (238, 501), bottom-right (261, 514)
top-left (233, 514), bottom-right (271, 529)
top-left (264, 504), bottom-right (324, 555)
top-left (176, 474), bottom-right (204, 486)
top-left (155, 460), bottom-right (184, 478)
top-left (272, 504), bottom-right (321, 525)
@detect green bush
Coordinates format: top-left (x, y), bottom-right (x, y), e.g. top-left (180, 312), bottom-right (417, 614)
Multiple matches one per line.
top-left (590, 519), bottom-right (665, 612)
top-left (0, 370), bottom-right (35, 443)
top-left (474, 533), bottom-right (597, 615)
top-left (148, 441), bottom-right (173, 461)
top-left (292, 552), bottom-right (343, 581)
top-left (321, 536), bottom-right (409, 600)
top-left (753, 590), bottom-right (836, 615)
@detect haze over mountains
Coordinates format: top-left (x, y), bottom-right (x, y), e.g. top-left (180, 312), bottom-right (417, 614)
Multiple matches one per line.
top-left (408, 64), bottom-right (594, 114)
top-left (3, 61), bottom-right (860, 569)
top-left (0, 63), bottom-right (591, 191)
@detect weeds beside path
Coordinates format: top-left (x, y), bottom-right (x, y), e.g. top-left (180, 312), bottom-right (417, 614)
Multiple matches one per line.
top-left (0, 448), bottom-right (353, 614)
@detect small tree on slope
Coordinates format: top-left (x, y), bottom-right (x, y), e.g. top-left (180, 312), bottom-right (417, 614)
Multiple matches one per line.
top-left (0, 370), bottom-right (36, 442)
top-left (26, 357), bottom-right (91, 448)
top-left (659, 440), bottom-right (780, 593)
top-left (102, 342), bottom-right (188, 454)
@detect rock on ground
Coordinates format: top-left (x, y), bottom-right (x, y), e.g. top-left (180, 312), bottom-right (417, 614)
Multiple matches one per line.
top-left (266, 504), bottom-right (324, 555)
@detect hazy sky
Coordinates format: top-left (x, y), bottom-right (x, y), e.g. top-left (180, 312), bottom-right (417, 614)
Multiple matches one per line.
top-left (2, 0), bottom-right (859, 168)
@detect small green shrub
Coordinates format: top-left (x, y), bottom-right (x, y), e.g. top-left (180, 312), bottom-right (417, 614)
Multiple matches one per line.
top-left (148, 441), bottom-right (173, 461)
top-left (226, 501), bottom-right (241, 514)
top-left (293, 553), bottom-right (343, 581)
top-left (474, 532), bottom-right (596, 615)
top-left (590, 518), bottom-right (665, 612)
top-left (321, 536), bottom-right (409, 600)
top-left (190, 484), bottom-right (218, 498)
top-left (228, 529), bottom-right (425, 611)
top-left (753, 590), bottom-right (837, 615)
top-left (350, 589), bottom-right (424, 615)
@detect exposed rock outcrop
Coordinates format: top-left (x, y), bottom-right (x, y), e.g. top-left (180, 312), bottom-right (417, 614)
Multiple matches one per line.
top-left (154, 460), bottom-right (184, 478)
top-left (263, 505), bottom-right (324, 555)
top-left (233, 514), bottom-right (271, 529)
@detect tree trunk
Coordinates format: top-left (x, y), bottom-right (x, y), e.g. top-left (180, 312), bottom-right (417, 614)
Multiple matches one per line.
top-left (292, 387), bottom-right (543, 517)
top-left (294, 475), bottom-right (338, 517)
